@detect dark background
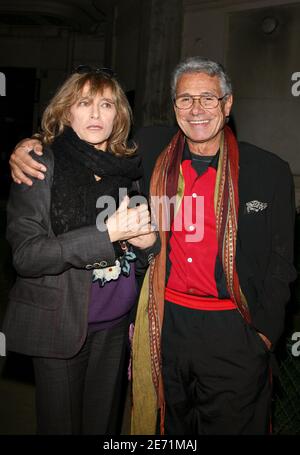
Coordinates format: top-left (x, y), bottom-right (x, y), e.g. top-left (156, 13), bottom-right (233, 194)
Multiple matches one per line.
top-left (0, 0), bottom-right (299, 435)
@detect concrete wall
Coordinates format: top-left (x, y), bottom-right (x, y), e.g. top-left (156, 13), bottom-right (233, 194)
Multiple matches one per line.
top-left (182, 0), bottom-right (300, 204)
top-left (1, 0), bottom-right (299, 206)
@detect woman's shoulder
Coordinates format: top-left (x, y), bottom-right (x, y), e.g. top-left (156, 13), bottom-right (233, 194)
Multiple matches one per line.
top-left (29, 145), bottom-right (54, 170)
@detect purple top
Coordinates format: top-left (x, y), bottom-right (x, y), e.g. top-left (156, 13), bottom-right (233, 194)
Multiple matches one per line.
top-left (88, 265), bottom-right (138, 332)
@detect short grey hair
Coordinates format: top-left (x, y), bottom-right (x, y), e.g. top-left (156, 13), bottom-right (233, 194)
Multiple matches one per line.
top-left (171, 56), bottom-right (232, 99)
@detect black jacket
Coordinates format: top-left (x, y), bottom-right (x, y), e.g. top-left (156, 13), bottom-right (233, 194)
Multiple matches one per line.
top-left (237, 141), bottom-right (296, 346)
top-left (3, 148), bottom-right (159, 358)
top-left (134, 127), bottom-right (297, 348)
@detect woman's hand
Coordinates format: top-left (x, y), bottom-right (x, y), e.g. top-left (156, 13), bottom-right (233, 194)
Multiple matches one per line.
top-left (106, 197), bottom-right (152, 243)
top-left (10, 138), bottom-right (45, 185)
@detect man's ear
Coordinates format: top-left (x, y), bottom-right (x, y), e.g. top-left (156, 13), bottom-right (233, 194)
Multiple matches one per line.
top-left (224, 94), bottom-right (233, 116)
top-left (172, 101), bottom-right (177, 115)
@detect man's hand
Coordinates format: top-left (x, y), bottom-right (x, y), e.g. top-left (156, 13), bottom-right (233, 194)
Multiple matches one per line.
top-left (10, 138), bottom-right (45, 185)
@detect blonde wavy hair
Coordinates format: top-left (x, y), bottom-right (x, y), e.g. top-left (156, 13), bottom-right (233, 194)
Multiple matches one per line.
top-left (41, 71), bottom-right (136, 156)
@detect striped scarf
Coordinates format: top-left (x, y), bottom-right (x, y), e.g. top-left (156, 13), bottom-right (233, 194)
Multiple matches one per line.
top-left (131, 126), bottom-right (250, 435)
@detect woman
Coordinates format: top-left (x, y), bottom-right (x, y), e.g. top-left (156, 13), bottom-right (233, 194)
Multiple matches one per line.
top-left (3, 67), bottom-right (158, 434)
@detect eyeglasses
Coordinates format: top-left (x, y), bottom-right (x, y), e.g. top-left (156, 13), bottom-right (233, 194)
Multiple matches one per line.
top-left (73, 65), bottom-right (116, 78)
top-left (174, 94), bottom-right (228, 110)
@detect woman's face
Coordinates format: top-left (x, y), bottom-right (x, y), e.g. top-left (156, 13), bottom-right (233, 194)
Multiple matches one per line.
top-left (69, 82), bottom-right (117, 150)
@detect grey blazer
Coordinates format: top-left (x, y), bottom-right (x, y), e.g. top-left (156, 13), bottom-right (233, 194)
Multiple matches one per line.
top-left (2, 148), bottom-right (156, 358)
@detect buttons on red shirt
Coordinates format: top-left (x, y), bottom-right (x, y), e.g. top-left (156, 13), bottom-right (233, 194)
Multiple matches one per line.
top-left (168, 161), bottom-right (218, 297)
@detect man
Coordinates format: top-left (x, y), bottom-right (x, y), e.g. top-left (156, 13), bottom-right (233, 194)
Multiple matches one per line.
top-left (131, 57), bottom-right (297, 435)
top-left (9, 57), bottom-right (296, 435)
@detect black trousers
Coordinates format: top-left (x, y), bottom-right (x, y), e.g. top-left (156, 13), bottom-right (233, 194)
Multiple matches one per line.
top-left (162, 301), bottom-right (271, 435)
top-left (32, 319), bottom-right (128, 435)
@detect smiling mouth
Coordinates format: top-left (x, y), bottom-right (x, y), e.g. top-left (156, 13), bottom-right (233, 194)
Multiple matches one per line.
top-left (188, 120), bottom-right (210, 125)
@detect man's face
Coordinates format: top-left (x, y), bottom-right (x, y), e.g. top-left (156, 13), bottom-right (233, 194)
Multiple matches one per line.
top-left (174, 72), bottom-right (233, 154)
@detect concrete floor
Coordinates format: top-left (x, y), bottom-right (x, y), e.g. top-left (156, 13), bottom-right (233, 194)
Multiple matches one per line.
top-left (0, 353), bottom-right (131, 435)
top-left (0, 358), bottom-right (36, 434)
top-left (0, 355), bottom-right (131, 435)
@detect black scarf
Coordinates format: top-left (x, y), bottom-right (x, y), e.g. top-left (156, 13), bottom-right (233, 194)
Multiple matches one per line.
top-left (50, 127), bottom-right (142, 237)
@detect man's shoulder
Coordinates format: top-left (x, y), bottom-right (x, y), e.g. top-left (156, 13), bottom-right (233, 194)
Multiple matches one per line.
top-left (238, 141), bottom-right (290, 171)
top-left (133, 126), bottom-right (178, 186)
top-left (133, 125), bottom-right (178, 153)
